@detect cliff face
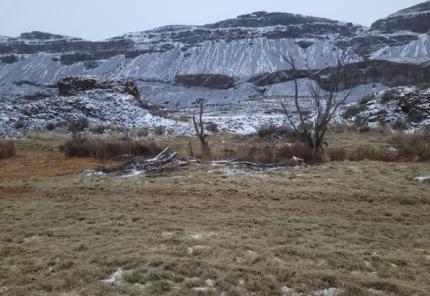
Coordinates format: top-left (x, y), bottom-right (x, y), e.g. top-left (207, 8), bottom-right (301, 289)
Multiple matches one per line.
top-left (1, 3), bottom-right (430, 86)
top-left (371, 1), bottom-right (430, 33)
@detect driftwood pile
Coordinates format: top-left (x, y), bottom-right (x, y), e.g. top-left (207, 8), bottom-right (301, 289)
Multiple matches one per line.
top-left (103, 147), bottom-right (186, 176)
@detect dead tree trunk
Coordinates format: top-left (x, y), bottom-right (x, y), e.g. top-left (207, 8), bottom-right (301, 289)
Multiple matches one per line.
top-left (192, 98), bottom-right (210, 159)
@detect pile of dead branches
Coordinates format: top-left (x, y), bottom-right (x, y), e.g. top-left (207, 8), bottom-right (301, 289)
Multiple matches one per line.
top-left (103, 147), bottom-right (186, 176)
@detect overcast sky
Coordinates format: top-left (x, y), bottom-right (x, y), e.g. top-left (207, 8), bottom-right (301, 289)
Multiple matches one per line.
top-left (0, 0), bottom-right (425, 40)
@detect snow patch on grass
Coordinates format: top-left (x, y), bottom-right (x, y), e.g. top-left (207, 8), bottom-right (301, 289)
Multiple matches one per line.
top-left (414, 176), bottom-right (430, 183)
top-left (161, 231), bottom-right (175, 239)
top-left (313, 288), bottom-right (341, 296)
top-left (102, 268), bottom-right (124, 285)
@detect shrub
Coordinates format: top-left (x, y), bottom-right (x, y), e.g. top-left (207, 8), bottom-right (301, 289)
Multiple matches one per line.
top-left (90, 125), bottom-right (105, 134)
top-left (380, 90), bottom-right (396, 103)
top-left (326, 147), bottom-right (347, 161)
top-left (62, 138), bottom-right (161, 160)
top-left (154, 126), bottom-right (165, 136)
top-left (0, 141), bottom-right (16, 159)
top-left (206, 122), bottom-right (219, 133)
top-left (342, 104), bottom-right (365, 119)
top-left (347, 146), bottom-right (397, 162)
top-left (14, 119), bottom-right (25, 129)
top-left (257, 124), bottom-right (294, 141)
top-left (46, 122), bottom-right (56, 131)
top-left (390, 130), bottom-right (430, 161)
top-left (392, 120), bottom-right (408, 130)
top-left (136, 128), bottom-right (149, 137)
top-left (67, 117), bottom-right (89, 137)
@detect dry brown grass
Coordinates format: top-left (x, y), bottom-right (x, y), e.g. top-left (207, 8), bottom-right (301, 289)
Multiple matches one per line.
top-left (62, 137), bottom-right (161, 160)
top-left (0, 140), bottom-right (16, 159)
top-left (0, 131), bottom-right (429, 295)
top-left (0, 149), bottom-right (118, 182)
top-left (346, 146), bottom-right (397, 162)
top-left (235, 143), bottom-right (314, 164)
top-left (157, 134), bottom-right (317, 163)
top-left (390, 129), bottom-right (430, 161)
top-left (0, 142), bottom-right (429, 295)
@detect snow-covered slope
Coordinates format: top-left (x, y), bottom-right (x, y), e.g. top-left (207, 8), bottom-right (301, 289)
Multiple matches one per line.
top-left (1, 4), bottom-right (429, 85)
top-left (0, 87), bottom-right (192, 137)
top-left (0, 2), bottom-right (429, 137)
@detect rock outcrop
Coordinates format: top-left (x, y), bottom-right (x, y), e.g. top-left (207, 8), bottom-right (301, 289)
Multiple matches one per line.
top-left (175, 74), bottom-right (234, 89)
top-left (314, 60), bottom-right (430, 91)
top-left (371, 1), bottom-right (430, 33)
top-left (57, 77), bottom-right (140, 98)
top-left (350, 86), bottom-right (430, 127)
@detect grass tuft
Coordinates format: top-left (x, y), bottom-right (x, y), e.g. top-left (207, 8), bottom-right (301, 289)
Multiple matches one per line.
top-left (0, 140), bottom-right (16, 159)
top-left (62, 137), bottom-right (161, 160)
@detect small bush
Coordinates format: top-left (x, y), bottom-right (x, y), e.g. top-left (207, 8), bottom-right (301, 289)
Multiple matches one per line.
top-left (137, 128), bottom-right (149, 137)
top-left (154, 126), bottom-right (165, 136)
top-left (67, 117), bottom-right (89, 137)
top-left (342, 104), bottom-right (365, 119)
top-left (14, 119), bottom-right (25, 129)
top-left (46, 122), bottom-right (56, 131)
top-left (257, 124), bottom-right (294, 141)
top-left (90, 125), bottom-right (105, 134)
top-left (380, 90), bottom-right (396, 103)
top-left (206, 122), bottom-right (219, 133)
top-left (326, 148), bottom-right (347, 161)
top-left (347, 146), bottom-right (397, 162)
top-left (392, 120), bottom-right (408, 130)
top-left (62, 138), bottom-right (161, 160)
top-left (390, 130), bottom-right (430, 161)
top-left (0, 141), bottom-right (16, 159)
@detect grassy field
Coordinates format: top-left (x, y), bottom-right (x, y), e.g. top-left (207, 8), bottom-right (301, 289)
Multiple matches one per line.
top-left (0, 133), bottom-right (429, 296)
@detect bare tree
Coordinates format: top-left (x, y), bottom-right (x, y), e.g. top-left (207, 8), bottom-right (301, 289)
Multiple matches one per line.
top-left (192, 98), bottom-right (210, 158)
top-left (279, 49), bottom-right (355, 160)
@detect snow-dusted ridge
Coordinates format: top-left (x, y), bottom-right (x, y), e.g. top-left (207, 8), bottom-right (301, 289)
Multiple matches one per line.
top-left (0, 2), bottom-right (429, 137)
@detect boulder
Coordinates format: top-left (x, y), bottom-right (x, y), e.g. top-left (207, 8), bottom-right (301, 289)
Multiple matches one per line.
top-left (175, 74), bottom-right (234, 89)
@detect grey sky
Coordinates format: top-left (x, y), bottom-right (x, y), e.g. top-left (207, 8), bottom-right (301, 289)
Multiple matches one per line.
top-left (0, 0), bottom-right (425, 41)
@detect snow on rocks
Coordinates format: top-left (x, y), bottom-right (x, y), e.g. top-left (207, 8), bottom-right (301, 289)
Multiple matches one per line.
top-left (351, 86), bottom-right (430, 128)
top-left (0, 89), bottom-right (193, 137)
